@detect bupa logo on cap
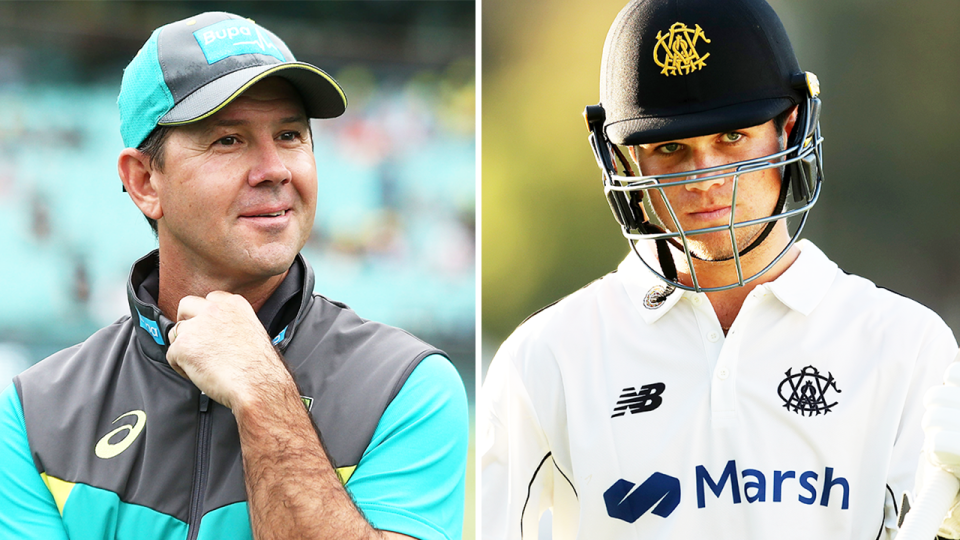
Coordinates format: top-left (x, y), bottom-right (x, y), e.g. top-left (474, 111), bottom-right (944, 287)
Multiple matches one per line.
top-left (193, 19), bottom-right (285, 65)
top-left (653, 22), bottom-right (711, 77)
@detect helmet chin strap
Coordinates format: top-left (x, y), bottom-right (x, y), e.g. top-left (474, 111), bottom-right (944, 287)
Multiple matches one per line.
top-left (655, 238), bottom-right (680, 284)
top-left (608, 144), bottom-right (683, 286)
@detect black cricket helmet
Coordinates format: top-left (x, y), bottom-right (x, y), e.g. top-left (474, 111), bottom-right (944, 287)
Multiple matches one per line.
top-left (584, 0), bottom-right (823, 292)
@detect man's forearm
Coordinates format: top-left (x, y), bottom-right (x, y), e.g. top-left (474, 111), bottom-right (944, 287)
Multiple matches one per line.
top-left (165, 292), bottom-right (413, 539)
top-left (234, 370), bottom-right (381, 540)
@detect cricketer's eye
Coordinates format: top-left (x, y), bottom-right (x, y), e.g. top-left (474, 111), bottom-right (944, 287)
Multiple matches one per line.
top-left (278, 131), bottom-right (302, 142)
top-left (722, 132), bottom-right (743, 143)
top-left (216, 136), bottom-right (238, 146)
top-left (657, 142), bottom-right (682, 154)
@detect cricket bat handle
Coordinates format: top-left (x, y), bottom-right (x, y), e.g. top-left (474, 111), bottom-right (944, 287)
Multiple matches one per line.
top-left (899, 467), bottom-right (960, 540)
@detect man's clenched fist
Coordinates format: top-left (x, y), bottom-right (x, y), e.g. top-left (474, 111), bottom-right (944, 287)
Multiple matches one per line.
top-left (166, 291), bottom-right (292, 410)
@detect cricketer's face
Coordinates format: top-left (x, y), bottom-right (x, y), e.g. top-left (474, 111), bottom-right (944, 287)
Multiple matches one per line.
top-left (629, 114), bottom-right (795, 262)
top-left (152, 77), bottom-right (318, 285)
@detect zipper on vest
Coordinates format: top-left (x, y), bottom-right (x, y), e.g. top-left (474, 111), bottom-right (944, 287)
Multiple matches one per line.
top-left (186, 393), bottom-right (211, 540)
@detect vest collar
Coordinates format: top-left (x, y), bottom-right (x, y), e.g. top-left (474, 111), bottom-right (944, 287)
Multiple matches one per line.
top-left (126, 250), bottom-right (316, 363)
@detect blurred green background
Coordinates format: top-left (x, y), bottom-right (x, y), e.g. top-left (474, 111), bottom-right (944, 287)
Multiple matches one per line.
top-left (482, 0), bottom-right (960, 372)
top-left (0, 1), bottom-right (475, 537)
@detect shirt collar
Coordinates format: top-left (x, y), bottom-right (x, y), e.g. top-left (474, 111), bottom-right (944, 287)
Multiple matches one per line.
top-left (617, 242), bottom-right (686, 325)
top-left (256, 258), bottom-right (303, 337)
top-left (765, 239), bottom-right (837, 316)
top-left (619, 239), bottom-right (838, 323)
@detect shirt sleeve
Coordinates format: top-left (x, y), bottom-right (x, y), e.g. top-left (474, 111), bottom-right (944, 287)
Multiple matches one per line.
top-left (0, 383), bottom-right (69, 539)
top-left (346, 354), bottom-right (468, 540)
top-left (886, 323), bottom-right (959, 538)
top-left (480, 347), bottom-right (556, 540)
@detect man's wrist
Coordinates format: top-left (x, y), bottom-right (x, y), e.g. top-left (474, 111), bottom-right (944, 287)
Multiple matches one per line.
top-left (230, 348), bottom-right (299, 415)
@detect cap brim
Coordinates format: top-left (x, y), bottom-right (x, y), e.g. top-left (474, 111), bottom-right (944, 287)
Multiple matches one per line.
top-left (158, 62), bottom-right (346, 125)
top-left (605, 97), bottom-right (795, 146)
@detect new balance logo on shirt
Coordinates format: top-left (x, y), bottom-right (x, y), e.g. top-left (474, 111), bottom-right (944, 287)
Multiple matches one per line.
top-left (611, 383), bottom-right (665, 417)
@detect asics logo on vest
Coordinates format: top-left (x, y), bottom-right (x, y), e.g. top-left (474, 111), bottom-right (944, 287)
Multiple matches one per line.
top-left (605, 460), bottom-right (849, 523)
top-left (611, 383), bottom-right (665, 418)
top-left (95, 410), bottom-right (147, 459)
top-left (604, 472), bottom-right (681, 522)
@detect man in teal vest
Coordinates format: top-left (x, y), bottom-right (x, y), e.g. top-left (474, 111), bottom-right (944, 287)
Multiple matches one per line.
top-left (0, 12), bottom-right (467, 540)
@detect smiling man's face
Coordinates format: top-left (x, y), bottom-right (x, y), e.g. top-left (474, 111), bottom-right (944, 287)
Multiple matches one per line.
top-left (152, 77), bottom-right (318, 285)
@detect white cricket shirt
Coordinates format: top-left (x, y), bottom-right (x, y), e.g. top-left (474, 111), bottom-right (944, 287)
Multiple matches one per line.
top-left (481, 240), bottom-right (957, 540)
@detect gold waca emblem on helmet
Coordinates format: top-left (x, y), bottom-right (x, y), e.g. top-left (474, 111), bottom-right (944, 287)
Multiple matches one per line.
top-left (653, 22), bottom-right (711, 76)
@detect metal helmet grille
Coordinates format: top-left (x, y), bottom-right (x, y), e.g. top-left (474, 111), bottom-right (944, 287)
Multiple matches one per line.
top-left (585, 92), bottom-right (824, 293)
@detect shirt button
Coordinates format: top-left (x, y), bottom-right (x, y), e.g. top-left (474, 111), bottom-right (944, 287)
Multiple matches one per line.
top-left (717, 367), bottom-right (730, 380)
top-left (707, 331), bottom-right (720, 342)
top-left (691, 296), bottom-right (703, 306)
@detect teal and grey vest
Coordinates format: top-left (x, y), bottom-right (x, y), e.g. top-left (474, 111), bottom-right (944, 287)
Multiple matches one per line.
top-left (13, 251), bottom-right (445, 539)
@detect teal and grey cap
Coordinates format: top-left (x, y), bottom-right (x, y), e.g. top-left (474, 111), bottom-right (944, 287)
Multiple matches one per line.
top-left (118, 11), bottom-right (347, 149)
